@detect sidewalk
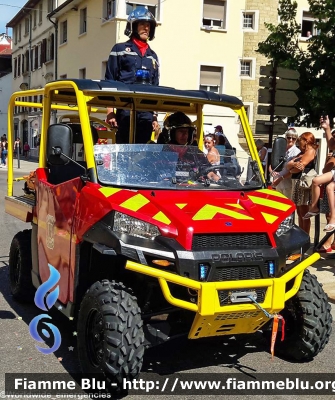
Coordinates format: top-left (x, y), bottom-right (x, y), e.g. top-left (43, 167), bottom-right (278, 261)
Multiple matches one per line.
top-left (0, 157), bottom-right (38, 175)
top-left (3, 159), bottom-right (335, 302)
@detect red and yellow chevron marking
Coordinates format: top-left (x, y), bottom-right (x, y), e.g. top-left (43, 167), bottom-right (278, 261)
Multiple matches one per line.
top-left (248, 195), bottom-right (291, 212)
top-left (153, 211), bottom-right (171, 225)
top-left (261, 212), bottom-right (278, 224)
top-left (120, 193), bottom-right (150, 211)
top-left (193, 204), bottom-right (254, 221)
top-left (99, 188), bottom-right (171, 225)
top-left (99, 187), bottom-right (122, 197)
top-left (97, 187), bottom-right (292, 227)
top-left (258, 188), bottom-right (288, 199)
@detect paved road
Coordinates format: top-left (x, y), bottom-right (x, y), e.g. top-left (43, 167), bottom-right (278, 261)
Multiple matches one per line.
top-left (0, 161), bottom-right (335, 399)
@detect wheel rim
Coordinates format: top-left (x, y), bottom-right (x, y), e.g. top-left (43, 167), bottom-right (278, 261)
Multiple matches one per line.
top-left (86, 308), bottom-right (104, 368)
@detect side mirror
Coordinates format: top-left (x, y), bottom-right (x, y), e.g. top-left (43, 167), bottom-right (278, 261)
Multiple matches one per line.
top-left (47, 124), bottom-right (73, 165)
top-left (271, 137), bottom-right (287, 172)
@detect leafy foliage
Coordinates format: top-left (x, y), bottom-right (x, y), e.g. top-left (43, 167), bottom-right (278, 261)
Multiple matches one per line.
top-left (257, 0), bottom-right (335, 126)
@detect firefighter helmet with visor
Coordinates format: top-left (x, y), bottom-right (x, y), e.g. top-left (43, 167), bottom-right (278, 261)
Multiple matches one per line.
top-left (164, 112), bottom-right (195, 145)
top-left (124, 7), bottom-right (157, 41)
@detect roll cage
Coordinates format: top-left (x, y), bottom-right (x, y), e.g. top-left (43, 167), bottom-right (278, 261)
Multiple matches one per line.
top-left (7, 79), bottom-right (265, 195)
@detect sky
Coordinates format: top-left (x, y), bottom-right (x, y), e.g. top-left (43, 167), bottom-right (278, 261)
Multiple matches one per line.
top-left (0, 1), bottom-right (27, 34)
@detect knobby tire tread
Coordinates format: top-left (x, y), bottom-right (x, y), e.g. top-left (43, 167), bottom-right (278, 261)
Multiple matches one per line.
top-left (77, 280), bottom-right (144, 388)
top-left (276, 270), bottom-right (332, 360)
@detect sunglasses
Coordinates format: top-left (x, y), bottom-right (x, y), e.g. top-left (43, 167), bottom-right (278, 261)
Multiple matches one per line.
top-left (286, 136), bottom-right (296, 140)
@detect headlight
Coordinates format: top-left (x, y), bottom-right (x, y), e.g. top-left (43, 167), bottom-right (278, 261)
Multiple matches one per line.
top-left (113, 212), bottom-right (160, 240)
top-left (276, 213), bottom-right (294, 236)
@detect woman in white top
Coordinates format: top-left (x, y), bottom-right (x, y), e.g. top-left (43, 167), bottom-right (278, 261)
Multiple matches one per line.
top-left (204, 134), bottom-right (220, 165)
top-left (271, 128), bottom-right (300, 198)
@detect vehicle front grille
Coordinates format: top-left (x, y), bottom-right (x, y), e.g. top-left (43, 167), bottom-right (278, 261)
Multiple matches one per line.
top-left (213, 266), bottom-right (262, 281)
top-left (192, 233), bottom-right (270, 250)
top-left (218, 288), bottom-right (266, 306)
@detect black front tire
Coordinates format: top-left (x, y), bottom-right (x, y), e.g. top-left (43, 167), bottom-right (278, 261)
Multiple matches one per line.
top-left (9, 230), bottom-right (35, 302)
top-left (77, 280), bottom-right (145, 388)
top-left (266, 269), bottom-right (332, 361)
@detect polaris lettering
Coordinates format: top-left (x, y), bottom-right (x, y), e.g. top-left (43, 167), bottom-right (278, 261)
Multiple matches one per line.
top-left (211, 252), bottom-right (263, 263)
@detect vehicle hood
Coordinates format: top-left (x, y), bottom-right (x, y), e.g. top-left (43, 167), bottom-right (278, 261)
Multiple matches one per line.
top-left (97, 187), bottom-right (294, 249)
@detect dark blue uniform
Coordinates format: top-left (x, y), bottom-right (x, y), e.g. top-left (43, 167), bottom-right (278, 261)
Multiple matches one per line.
top-left (105, 40), bottom-right (160, 143)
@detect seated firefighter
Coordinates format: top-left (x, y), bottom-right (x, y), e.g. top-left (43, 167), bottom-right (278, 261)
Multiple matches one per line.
top-left (157, 111), bottom-right (195, 145)
top-left (158, 112), bottom-right (221, 183)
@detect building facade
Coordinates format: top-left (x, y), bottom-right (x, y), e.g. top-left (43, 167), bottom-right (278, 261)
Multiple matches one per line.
top-left (6, 0), bottom-right (313, 156)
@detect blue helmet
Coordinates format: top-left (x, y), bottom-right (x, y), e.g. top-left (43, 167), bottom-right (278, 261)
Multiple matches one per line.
top-left (124, 7), bottom-right (157, 41)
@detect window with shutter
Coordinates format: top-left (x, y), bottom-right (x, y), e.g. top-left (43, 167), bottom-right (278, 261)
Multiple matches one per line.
top-left (199, 65), bottom-right (223, 93)
top-left (202, 0), bottom-right (226, 29)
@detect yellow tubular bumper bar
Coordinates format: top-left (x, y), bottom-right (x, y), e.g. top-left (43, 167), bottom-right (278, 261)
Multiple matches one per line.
top-left (126, 252), bottom-right (320, 315)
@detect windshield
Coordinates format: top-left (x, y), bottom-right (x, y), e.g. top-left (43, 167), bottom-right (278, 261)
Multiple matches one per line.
top-left (94, 144), bottom-right (263, 190)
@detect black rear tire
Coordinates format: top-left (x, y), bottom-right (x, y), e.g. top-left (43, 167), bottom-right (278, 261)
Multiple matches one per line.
top-left (9, 230), bottom-right (35, 302)
top-left (77, 280), bottom-right (145, 388)
top-left (266, 269), bottom-right (332, 360)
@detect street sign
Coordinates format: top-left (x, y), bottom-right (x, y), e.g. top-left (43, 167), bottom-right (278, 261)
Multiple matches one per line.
top-left (260, 65), bottom-right (273, 76)
top-left (257, 105), bottom-right (298, 117)
top-left (274, 106), bottom-right (298, 117)
top-left (259, 77), bottom-right (299, 91)
top-left (260, 66), bottom-right (300, 80)
top-left (258, 89), bottom-right (272, 104)
top-left (276, 67), bottom-right (300, 80)
top-left (258, 89), bottom-right (298, 106)
top-left (273, 120), bottom-right (288, 134)
top-left (275, 90), bottom-right (298, 106)
top-left (255, 120), bottom-right (288, 135)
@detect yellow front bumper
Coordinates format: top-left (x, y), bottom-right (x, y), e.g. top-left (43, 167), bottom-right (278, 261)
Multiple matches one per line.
top-left (126, 253), bottom-right (320, 338)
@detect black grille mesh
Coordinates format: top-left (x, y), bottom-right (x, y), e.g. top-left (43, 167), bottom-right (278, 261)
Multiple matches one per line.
top-left (192, 233), bottom-right (270, 250)
top-left (213, 266), bottom-right (262, 281)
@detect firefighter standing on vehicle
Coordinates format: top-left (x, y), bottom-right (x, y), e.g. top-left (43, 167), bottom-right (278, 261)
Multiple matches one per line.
top-left (105, 7), bottom-right (159, 144)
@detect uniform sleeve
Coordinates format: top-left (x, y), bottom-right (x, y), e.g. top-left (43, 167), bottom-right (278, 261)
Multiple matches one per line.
top-left (105, 44), bottom-right (119, 81)
top-left (152, 51), bottom-right (160, 86)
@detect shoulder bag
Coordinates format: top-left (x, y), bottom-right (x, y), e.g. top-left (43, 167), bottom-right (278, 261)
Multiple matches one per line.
top-left (299, 168), bottom-right (318, 190)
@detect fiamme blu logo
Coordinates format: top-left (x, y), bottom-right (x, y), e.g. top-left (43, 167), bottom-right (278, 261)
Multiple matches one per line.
top-left (29, 264), bottom-right (62, 354)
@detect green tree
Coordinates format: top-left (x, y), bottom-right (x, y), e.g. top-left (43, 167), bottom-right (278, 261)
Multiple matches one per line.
top-left (257, 0), bottom-right (335, 126)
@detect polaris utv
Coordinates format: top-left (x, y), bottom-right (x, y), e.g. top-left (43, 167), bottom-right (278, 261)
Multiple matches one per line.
top-left (5, 79), bottom-right (332, 387)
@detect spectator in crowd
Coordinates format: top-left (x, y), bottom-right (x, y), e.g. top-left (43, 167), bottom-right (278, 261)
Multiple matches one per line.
top-left (1, 136), bottom-right (8, 167)
top-left (271, 128), bottom-right (300, 198)
top-left (215, 135), bottom-right (226, 164)
top-left (255, 139), bottom-right (268, 171)
top-left (303, 116), bottom-right (335, 243)
top-left (214, 125), bottom-right (233, 150)
top-left (23, 142), bottom-right (31, 159)
top-left (151, 115), bottom-right (161, 142)
top-left (204, 134), bottom-right (220, 165)
top-left (14, 137), bottom-right (21, 159)
top-left (286, 132), bottom-right (318, 235)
